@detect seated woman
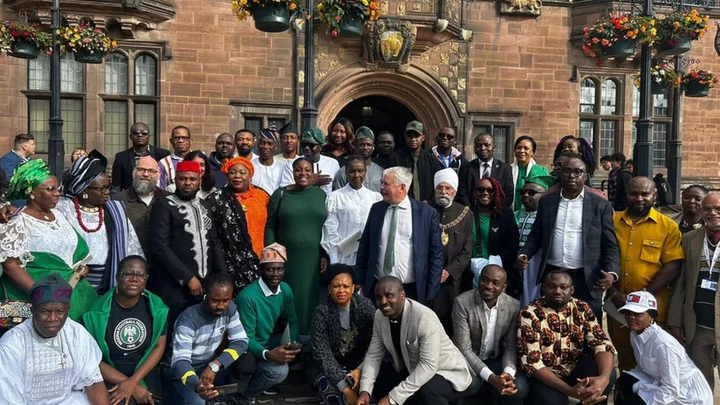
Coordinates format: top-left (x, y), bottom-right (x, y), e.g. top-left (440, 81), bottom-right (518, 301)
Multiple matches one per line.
top-left (83, 255), bottom-right (168, 405)
top-left (615, 291), bottom-right (713, 405)
top-left (0, 160), bottom-right (96, 322)
top-left (304, 264), bottom-right (375, 405)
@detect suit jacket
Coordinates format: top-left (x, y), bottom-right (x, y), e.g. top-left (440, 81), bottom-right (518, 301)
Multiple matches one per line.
top-left (359, 299), bottom-right (473, 404)
top-left (519, 190), bottom-right (620, 299)
top-left (458, 158), bottom-right (514, 208)
top-left (388, 148), bottom-right (443, 202)
top-left (451, 291), bottom-right (520, 376)
top-left (668, 226), bottom-right (720, 346)
top-left (111, 146), bottom-right (171, 192)
top-left (356, 198), bottom-right (444, 302)
top-left (0, 151), bottom-right (24, 187)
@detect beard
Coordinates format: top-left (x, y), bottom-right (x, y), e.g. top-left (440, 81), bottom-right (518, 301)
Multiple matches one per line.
top-left (436, 195), bottom-right (454, 208)
top-left (175, 188), bottom-right (198, 201)
top-left (133, 178), bottom-right (156, 195)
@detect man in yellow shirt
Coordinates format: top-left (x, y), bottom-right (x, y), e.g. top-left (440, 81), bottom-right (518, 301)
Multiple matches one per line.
top-left (609, 176), bottom-right (684, 371)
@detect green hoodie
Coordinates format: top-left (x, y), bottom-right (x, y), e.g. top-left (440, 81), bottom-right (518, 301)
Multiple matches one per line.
top-left (82, 290), bottom-right (169, 388)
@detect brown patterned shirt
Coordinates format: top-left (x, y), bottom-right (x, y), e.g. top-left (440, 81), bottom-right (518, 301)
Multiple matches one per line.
top-left (517, 298), bottom-right (615, 377)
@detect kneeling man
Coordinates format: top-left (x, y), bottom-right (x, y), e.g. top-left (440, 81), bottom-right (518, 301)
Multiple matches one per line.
top-left (358, 276), bottom-right (479, 405)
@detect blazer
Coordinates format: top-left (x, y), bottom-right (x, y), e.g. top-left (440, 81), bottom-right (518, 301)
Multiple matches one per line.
top-left (388, 148), bottom-right (443, 202)
top-left (458, 158), bottom-right (514, 208)
top-left (668, 226), bottom-right (720, 346)
top-left (356, 198), bottom-right (444, 303)
top-left (111, 146), bottom-right (171, 192)
top-left (451, 291), bottom-right (520, 376)
top-left (359, 299), bottom-right (473, 404)
top-left (519, 190), bottom-right (620, 299)
top-left (0, 151), bottom-right (24, 186)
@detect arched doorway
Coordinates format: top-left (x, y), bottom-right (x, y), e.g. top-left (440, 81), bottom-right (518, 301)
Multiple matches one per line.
top-left (336, 96), bottom-right (417, 150)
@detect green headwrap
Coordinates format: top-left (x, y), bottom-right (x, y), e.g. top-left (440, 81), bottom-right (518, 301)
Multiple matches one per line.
top-left (524, 174), bottom-right (556, 191)
top-left (6, 159), bottom-right (51, 201)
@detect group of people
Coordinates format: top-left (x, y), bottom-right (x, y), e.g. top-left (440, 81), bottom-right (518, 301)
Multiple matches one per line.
top-left (0, 118), bottom-right (716, 405)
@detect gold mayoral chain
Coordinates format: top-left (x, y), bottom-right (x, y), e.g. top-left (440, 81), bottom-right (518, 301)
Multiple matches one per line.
top-left (439, 206), bottom-right (470, 246)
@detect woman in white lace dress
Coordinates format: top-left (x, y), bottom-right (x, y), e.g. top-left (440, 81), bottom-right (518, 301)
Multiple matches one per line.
top-left (0, 160), bottom-right (97, 321)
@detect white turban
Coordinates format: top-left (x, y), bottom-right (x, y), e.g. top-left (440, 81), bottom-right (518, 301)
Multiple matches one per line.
top-left (434, 168), bottom-right (458, 191)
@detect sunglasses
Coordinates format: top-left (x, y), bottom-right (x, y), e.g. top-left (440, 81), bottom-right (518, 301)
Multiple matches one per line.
top-left (520, 189), bottom-right (544, 197)
top-left (438, 132), bottom-right (455, 140)
top-left (475, 186), bottom-right (495, 194)
top-left (131, 130), bottom-right (150, 136)
top-left (300, 142), bottom-right (319, 148)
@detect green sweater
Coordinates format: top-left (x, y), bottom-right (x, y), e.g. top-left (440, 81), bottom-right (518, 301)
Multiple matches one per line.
top-left (235, 280), bottom-right (299, 359)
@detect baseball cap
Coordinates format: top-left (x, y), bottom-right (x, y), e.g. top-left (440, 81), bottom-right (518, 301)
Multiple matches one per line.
top-left (405, 121), bottom-right (424, 137)
top-left (618, 291), bottom-right (658, 314)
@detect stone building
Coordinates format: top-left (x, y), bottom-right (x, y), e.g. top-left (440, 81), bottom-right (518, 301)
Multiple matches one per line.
top-left (0, 0), bottom-right (719, 185)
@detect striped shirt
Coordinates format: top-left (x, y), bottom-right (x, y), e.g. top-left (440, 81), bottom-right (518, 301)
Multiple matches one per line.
top-left (171, 301), bottom-right (249, 387)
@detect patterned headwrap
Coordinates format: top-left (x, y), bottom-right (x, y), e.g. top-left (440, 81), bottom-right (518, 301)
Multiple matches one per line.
top-left (525, 174), bottom-right (556, 190)
top-left (259, 126), bottom-right (279, 143)
top-left (30, 273), bottom-right (72, 306)
top-left (221, 156), bottom-right (255, 178)
top-left (260, 243), bottom-right (287, 264)
top-left (62, 156), bottom-right (106, 198)
top-left (5, 159), bottom-right (51, 201)
top-left (301, 128), bottom-right (326, 145)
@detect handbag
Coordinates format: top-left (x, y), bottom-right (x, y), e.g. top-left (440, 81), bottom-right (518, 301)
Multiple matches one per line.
top-left (0, 280), bottom-right (32, 334)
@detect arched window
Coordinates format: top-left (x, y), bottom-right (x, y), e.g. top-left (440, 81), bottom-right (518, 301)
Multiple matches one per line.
top-left (631, 87), bottom-right (673, 167)
top-left (105, 53), bottom-right (128, 95)
top-left (578, 76), bottom-right (622, 160)
top-left (580, 78), bottom-right (596, 113)
top-left (600, 79), bottom-right (617, 115)
top-left (135, 54), bottom-right (156, 96)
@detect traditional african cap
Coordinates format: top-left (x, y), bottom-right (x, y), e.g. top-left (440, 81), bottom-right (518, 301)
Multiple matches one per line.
top-left (259, 127), bottom-right (278, 143)
top-left (176, 161), bottom-right (202, 174)
top-left (260, 243), bottom-right (288, 264)
top-left (221, 156), bottom-right (255, 178)
top-left (30, 273), bottom-right (72, 306)
top-left (525, 174), bottom-right (556, 191)
top-left (280, 122), bottom-right (298, 135)
top-left (434, 168), bottom-right (458, 191)
top-left (300, 128), bottom-right (325, 145)
top-left (355, 126), bottom-right (375, 140)
top-left (5, 159), bottom-right (51, 201)
top-left (62, 156), bottom-right (106, 198)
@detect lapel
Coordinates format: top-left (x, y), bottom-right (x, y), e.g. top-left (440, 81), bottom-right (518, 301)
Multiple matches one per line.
top-left (581, 192), bottom-right (593, 247)
top-left (493, 294), bottom-right (507, 346)
top-left (411, 199), bottom-right (421, 257)
top-left (381, 315), bottom-right (401, 370)
top-left (399, 299), bottom-right (412, 369)
top-left (544, 193), bottom-right (562, 251)
top-left (688, 228), bottom-right (705, 300)
top-left (473, 291), bottom-right (489, 345)
top-left (375, 201), bottom-right (390, 247)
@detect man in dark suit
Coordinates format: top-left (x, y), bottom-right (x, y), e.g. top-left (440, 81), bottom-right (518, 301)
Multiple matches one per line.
top-left (356, 166), bottom-right (444, 304)
top-left (516, 156), bottom-right (619, 319)
top-left (388, 121), bottom-right (443, 203)
top-left (111, 122), bottom-right (170, 193)
top-left (458, 133), bottom-right (513, 208)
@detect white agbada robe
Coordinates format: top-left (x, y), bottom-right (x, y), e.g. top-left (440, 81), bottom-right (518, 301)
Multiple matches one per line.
top-left (321, 184), bottom-right (383, 265)
top-left (0, 318), bottom-right (104, 405)
top-left (251, 156), bottom-right (284, 195)
top-left (279, 154), bottom-right (340, 195)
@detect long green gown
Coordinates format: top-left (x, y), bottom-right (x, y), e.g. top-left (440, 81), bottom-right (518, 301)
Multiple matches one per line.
top-left (265, 186), bottom-right (327, 335)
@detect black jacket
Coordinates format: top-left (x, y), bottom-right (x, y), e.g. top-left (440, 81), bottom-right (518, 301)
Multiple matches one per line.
top-left (111, 146), bottom-right (171, 192)
top-left (458, 158), bottom-right (514, 208)
top-left (471, 207), bottom-right (521, 297)
top-left (388, 148), bottom-right (443, 202)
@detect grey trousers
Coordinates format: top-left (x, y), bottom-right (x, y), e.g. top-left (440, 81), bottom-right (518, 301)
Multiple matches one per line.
top-left (689, 327), bottom-right (718, 391)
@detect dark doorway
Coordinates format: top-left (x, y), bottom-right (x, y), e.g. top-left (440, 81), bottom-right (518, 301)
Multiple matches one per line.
top-left (336, 96), bottom-right (417, 151)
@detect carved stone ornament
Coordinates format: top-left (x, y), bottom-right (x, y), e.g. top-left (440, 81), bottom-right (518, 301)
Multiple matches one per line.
top-left (364, 19), bottom-right (417, 73)
top-left (500, 0), bottom-right (541, 17)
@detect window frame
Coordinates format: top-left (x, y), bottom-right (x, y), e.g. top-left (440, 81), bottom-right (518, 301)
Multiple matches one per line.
top-left (578, 75), bottom-right (625, 162)
top-left (631, 86), bottom-right (674, 168)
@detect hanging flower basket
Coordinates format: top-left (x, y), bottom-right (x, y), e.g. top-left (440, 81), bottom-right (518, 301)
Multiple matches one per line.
top-left (654, 9), bottom-right (709, 57)
top-left (57, 25), bottom-right (117, 64)
top-left (0, 21), bottom-right (52, 60)
top-left (634, 62), bottom-right (680, 95)
top-left (231, 0), bottom-right (306, 34)
top-left (582, 14), bottom-right (656, 65)
top-left (318, 0), bottom-right (380, 37)
top-left (681, 69), bottom-right (717, 98)
top-left (655, 36), bottom-right (692, 57)
top-left (685, 80), bottom-right (710, 97)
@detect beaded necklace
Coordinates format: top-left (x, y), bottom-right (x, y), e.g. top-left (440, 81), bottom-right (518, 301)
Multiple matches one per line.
top-left (73, 197), bottom-right (103, 233)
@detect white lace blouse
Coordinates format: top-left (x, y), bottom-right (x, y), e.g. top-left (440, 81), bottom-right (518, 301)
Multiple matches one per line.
top-left (0, 210), bottom-right (80, 269)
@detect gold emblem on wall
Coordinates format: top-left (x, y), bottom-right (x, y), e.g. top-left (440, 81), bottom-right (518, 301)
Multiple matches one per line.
top-left (364, 19), bottom-right (416, 72)
top-left (500, 0), bottom-right (541, 16)
top-left (381, 31), bottom-right (404, 61)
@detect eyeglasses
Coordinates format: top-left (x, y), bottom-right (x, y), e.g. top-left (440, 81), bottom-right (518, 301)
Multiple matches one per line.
top-left (172, 136), bottom-right (191, 142)
top-left (36, 185), bottom-right (63, 194)
top-left (476, 186), bottom-right (495, 195)
top-left (135, 168), bottom-right (159, 175)
top-left (560, 168), bottom-right (585, 178)
top-left (131, 130), bottom-right (150, 136)
top-left (437, 132), bottom-right (455, 140)
top-left (86, 186), bottom-right (111, 194)
top-left (119, 272), bottom-right (148, 280)
top-left (520, 189), bottom-right (544, 197)
top-left (435, 185), bottom-right (455, 193)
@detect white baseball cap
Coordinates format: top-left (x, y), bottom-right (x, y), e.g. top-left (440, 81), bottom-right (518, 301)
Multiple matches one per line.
top-left (618, 291), bottom-right (658, 314)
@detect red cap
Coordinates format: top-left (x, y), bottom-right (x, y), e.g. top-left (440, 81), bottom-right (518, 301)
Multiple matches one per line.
top-left (176, 161), bottom-right (202, 174)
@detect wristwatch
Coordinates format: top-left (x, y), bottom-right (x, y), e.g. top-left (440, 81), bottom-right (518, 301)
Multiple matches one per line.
top-left (209, 361), bottom-right (221, 373)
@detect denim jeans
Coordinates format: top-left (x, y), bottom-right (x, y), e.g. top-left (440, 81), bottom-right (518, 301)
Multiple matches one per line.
top-left (239, 333), bottom-right (300, 400)
top-left (166, 354), bottom-right (256, 405)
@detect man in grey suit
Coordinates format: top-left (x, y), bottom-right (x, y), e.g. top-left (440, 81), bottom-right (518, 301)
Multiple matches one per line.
top-left (516, 156), bottom-right (619, 320)
top-left (452, 264), bottom-right (529, 404)
top-left (357, 277), bottom-right (479, 405)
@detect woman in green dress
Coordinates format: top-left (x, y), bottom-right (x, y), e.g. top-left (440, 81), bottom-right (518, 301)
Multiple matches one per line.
top-left (510, 136), bottom-right (550, 211)
top-left (0, 160), bottom-right (97, 321)
top-left (265, 157), bottom-right (328, 335)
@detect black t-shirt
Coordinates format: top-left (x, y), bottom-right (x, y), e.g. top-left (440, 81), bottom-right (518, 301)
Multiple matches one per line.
top-left (106, 296), bottom-right (164, 377)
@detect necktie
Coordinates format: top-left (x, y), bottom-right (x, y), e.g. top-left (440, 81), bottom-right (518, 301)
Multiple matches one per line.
top-left (383, 206), bottom-right (399, 275)
top-left (483, 162), bottom-right (491, 178)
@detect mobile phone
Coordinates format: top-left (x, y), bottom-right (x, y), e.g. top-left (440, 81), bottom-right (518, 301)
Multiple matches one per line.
top-left (344, 375), bottom-right (355, 388)
top-left (288, 341), bottom-right (303, 351)
top-left (214, 383), bottom-right (238, 395)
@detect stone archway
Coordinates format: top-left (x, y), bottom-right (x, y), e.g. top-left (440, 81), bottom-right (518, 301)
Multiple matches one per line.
top-left (315, 63), bottom-right (463, 143)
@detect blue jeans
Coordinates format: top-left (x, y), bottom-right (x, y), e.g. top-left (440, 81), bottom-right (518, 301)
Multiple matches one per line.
top-left (166, 354), bottom-right (256, 405)
top-left (239, 333), bottom-right (306, 400)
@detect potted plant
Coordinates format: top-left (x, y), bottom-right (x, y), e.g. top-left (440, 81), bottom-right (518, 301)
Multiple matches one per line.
top-left (654, 9), bottom-right (710, 57)
top-left (231, 0), bottom-right (306, 33)
top-left (682, 69), bottom-right (717, 97)
top-left (318, 0), bottom-right (381, 38)
top-left (583, 14), bottom-right (656, 64)
top-left (0, 21), bottom-right (52, 59)
top-left (57, 25), bottom-right (117, 64)
top-left (635, 62), bottom-right (680, 94)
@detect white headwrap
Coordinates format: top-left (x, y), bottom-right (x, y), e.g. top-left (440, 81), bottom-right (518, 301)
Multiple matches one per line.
top-left (434, 168), bottom-right (459, 191)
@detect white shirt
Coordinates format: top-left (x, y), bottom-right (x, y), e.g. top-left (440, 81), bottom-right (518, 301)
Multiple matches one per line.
top-left (478, 300), bottom-right (516, 382)
top-left (279, 154), bottom-right (340, 195)
top-left (479, 158), bottom-right (494, 178)
top-left (251, 156), bottom-right (284, 195)
top-left (376, 195), bottom-right (414, 283)
top-left (548, 189), bottom-right (584, 269)
top-left (628, 323), bottom-right (713, 405)
top-left (259, 277), bottom-right (282, 297)
top-left (321, 184), bottom-right (383, 265)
